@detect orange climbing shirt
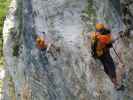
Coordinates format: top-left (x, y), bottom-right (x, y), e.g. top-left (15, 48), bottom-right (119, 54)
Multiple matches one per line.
top-left (36, 36), bottom-right (47, 49)
top-left (91, 32), bottom-right (112, 56)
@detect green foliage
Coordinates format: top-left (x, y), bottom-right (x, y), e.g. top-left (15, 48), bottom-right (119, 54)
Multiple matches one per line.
top-left (0, 0), bottom-right (11, 96)
top-left (6, 75), bottom-right (16, 100)
top-left (0, 57), bottom-right (4, 68)
top-left (83, 0), bottom-right (95, 17)
top-left (0, 0), bottom-right (11, 33)
top-left (0, 0), bottom-right (11, 60)
top-left (0, 80), bottom-right (3, 88)
top-left (81, 0), bottom-right (96, 31)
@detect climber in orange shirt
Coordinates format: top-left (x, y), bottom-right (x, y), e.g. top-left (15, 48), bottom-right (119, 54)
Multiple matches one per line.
top-left (35, 32), bottom-right (61, 60)
top-left (90, 23), bottom-right (123, 90)
top-left (36, 35), bottom-right (48, 51)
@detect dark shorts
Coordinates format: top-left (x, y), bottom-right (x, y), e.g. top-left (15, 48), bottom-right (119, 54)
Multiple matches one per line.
top-left (99, 52), bottom-right (116, 79)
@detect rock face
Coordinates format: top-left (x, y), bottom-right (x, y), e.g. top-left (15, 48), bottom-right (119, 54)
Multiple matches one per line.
top-left (2, 0), bottom-right (133, 100)
top-left (120, 0), bottom-right (133, 99)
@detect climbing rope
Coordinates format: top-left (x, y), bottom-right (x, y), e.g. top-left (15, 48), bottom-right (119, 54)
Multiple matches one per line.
top-left (112, 47), bottom-right (122, 62)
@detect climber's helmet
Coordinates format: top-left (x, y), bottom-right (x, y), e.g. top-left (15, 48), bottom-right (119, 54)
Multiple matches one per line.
top-left (95, 23), bottom-right (105, 31)
top-left (36, 36), bottom-right (44, 44)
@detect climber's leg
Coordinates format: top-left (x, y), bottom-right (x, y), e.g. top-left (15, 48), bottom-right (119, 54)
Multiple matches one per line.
top-left (99, 53), bottom-right (117, 87)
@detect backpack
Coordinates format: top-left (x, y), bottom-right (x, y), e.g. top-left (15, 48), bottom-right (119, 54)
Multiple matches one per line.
top-left (91, 29), bottom-right (112, 58)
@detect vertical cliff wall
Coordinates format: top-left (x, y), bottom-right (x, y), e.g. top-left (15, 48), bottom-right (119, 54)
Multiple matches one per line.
top-left (2, 0), bottom-right (133, 100)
